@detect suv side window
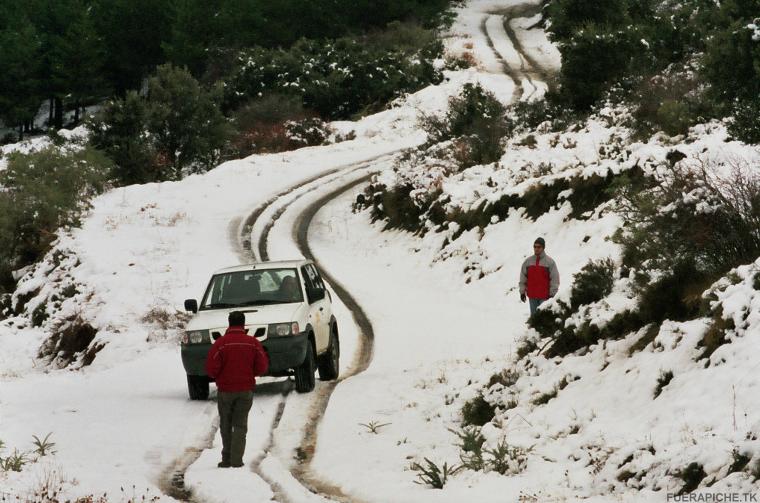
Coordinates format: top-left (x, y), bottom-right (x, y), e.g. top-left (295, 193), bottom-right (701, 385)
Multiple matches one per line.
top-left (307, 264), bottom-right (325, 291)
top-left (301, 265), bottom-right (325, 303)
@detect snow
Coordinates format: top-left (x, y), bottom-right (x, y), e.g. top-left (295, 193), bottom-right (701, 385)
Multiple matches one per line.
top-left (2, 0), bottom-right (760, 501)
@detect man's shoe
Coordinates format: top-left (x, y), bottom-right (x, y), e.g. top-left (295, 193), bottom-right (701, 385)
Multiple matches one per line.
top-left (217, 461), bottom-right (231, 468)
top-left (230, 462), bottom-right (244, 468)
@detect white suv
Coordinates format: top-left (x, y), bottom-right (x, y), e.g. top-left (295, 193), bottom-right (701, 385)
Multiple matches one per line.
top-left (180, 260), bottom-right (339, 399)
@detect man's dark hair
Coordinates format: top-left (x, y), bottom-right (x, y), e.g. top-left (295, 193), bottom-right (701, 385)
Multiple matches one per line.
top-left (228, 311), bottom-right (245, 327)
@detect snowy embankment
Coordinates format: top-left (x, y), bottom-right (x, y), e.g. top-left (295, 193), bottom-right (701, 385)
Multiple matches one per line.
top-left (309, 109), bottom-right (760, 500)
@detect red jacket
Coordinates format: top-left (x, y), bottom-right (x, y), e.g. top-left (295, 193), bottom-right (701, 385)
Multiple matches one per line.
top-left (205, 326), bottom-right (269, 392)
top-left (519, 252), bottom-right (560, 300)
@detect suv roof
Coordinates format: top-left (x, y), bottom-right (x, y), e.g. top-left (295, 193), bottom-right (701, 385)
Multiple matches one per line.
top-left (213, 260), bottom-right (312, 275)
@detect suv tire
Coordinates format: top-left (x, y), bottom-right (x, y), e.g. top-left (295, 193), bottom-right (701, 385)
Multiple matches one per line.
top-left (187, 375), bottom-right (209, 400)
top-left (294, 339), bottom-right (316, 393)
top-left (318, 324), bottom-right (340, 381)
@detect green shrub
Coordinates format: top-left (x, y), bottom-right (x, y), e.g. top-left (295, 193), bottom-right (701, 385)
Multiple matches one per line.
top-left (92, 65), bottom-right (231, 183)
top-left (285, 118), bottom-right (332, 148)
top-left (420, 83), bottom-right (508, 168)
top-left (655, 100), bottom-right (692, 137)
top-left (555, 24), bottom-right (640, 110)
top-left (224, 35), bottom-right (443, 120)
top-left (547, 0), bottom-right (630, 42)
top-left (88, 91), bottom-right (156, 185)
top-left (411, 458), bottom-right (460, 489)
top-left (461, 394), bottom-right (496, 427)
top-left (505, 97), bottom-right (573, 135)
top-left (728, 98), bottom-right (760, 145)
top-left (637, 261), bottom-right (710, 325)
top-left (370, 183), bottom-right (440, 233)
top-left (703, 17), bottom-right (760, 105)
top-left (226, 94), bottom-right (314, 156)
top-left (31, 302), bottom-right (48, 327)
top-left (654, 370), bottom-right (674, 398)
top-left (532, 388), bottom-right (558, 406)
top-left (484, 439), bottom-right (528, 475)
top-left (628, 323), bottom-right (660, 355)
top-left (677, 462), bottom-right (706, 494)
top-left (570, 258), bottom-right (615, 309)
top-left (696, 309), bottom-right (734, 362)
top-left (615, 160), bottom-right (760, 278)
top-left (0, 147), bottom-right (111, 285)
top-left (529, 297), bottom-right (569, 330)
top-left (451, 426), bottom-right (486, 471)
top-left (487, 369), bottom-right (519, 388)
top-left (728, 448), bottom-right (751, 474)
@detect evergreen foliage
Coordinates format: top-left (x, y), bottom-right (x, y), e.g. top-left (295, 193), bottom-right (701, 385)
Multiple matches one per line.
top-left (0, 10), bottom-right (43, 140)
top-left (89, 92), bottom-right (155, 185)
top-left (91, 65), bottom-right (231, 183)
top-left (224, 34), bottom-right (443, 120)
top-left (145, 64), bottom-right (231, 178)
top-left (420, 83), bottom-right (508, 168)
top-left (569, 258), bottom-right (615, 310)
top-left (0, 147), bottom-right (112, 291)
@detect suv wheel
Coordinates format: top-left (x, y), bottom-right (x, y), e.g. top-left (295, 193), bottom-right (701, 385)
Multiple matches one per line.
top-left (318, 323), bottom-right (340, 381)
top-left (294, 339), bottom-right (316, 393)
top-left (187, 375), bottom-right (209, 400)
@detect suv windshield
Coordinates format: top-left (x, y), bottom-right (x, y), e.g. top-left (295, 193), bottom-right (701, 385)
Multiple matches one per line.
top-left (200, 268), bottom-right (303, 309)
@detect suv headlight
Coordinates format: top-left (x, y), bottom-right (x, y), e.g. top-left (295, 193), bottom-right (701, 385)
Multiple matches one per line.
top-left (182, 329), bottom-right (211, 344)
top-left (268, 322), bottom-right (299, 337)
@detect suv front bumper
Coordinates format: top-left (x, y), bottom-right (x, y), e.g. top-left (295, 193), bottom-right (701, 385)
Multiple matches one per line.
top-left (262, 332), bottom-right (309, 376)
top-left (180, 332), bottom-right (309, 378)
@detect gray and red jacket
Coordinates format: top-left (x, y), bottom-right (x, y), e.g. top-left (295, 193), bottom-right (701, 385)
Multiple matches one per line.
top-left (205, 326), bottom-right (269, 392)
top-left (519, 252), bottom-right (559, 300)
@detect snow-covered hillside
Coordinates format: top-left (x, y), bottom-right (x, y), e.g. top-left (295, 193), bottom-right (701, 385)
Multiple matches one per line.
top-left (2, 0), bottom-right (759, 501)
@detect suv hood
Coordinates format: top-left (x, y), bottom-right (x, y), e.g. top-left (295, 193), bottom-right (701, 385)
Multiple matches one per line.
top-left (186, 303), bottom-right (301, 333)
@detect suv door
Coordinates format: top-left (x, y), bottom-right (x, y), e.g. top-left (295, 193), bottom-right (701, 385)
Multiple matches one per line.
top-left (301, 264), bottom-right (330, 353)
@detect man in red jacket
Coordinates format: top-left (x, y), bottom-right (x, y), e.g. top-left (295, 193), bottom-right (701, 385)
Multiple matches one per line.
top-left (205, 311), bottom-right (269, 468)
top-left (519, 237), bottom-right (560, 315)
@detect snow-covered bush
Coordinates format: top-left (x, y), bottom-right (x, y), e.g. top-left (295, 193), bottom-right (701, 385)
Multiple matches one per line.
top-left (728, 98), bottom-right (760, 145)
top-left (461, 393), bottom-right (496, 427)
top-left (569, 258), bottom-right (615, 309)
top-left (285, 117), bottom-right (332, 147)
top-left (419, 83), bottom-right (508, 169)
top-left (615, 158), bottom-right (760, 277)
top-left (223, 35), bottom-right (443, 120)
top-left (0, 146), bottom-right (111, 293)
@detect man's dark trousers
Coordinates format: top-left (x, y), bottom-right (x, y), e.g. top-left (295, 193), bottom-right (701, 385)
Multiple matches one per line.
top-left (218, 390), bottom-right (254, 466)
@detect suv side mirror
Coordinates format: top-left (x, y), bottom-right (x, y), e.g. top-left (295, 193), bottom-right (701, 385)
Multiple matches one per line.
top-left (306, 288), bottom-right (325, 304)
top-left (184, 299), bottom-right (198, 313)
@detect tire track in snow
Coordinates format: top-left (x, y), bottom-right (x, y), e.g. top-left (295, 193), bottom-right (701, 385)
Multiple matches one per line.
top-left (479, 2), bottom-right (557, 103)
top-left (480, 15), bottom-right (524, 103)
top-left (251, 161), bottom-right (390, 502)
top-left (158, 404), bottom-right (218, 501)
top-left (498, 2), bottom-right (556, 95)
top-left (286, 174), bottom-right (377, 502)
top-left (234, 154), bottom-right (393, 502)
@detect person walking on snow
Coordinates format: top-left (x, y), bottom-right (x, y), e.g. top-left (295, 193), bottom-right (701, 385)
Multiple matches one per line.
top-left (205, 311), bottom-right (269, 468)
top-left (519, 237), bottom-right (560, 315)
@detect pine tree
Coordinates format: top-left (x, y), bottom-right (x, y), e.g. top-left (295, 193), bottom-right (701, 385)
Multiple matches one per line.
top-left (50, 8), bottom-right (107, 124)
top-left (0, 12), bottom-right (43, 140)
top-left (145, 64), bottom-right (230, 178)
top-left (91, 0), bottom-right (172, 94)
